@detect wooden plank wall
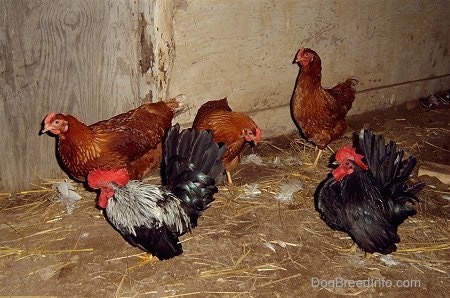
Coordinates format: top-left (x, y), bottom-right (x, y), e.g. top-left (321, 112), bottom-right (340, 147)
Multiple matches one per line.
top-left (0, 0), bottom-right (157, 192)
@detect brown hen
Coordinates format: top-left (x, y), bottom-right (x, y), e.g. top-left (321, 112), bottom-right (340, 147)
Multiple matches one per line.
top-left (291, 47), bottom-right (357, 166)
top-left (192, 97), bottom-right (262, 184)
top-left (41, 95), bottom-right (185, 181)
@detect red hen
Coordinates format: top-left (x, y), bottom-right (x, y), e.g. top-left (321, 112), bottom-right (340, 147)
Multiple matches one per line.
top-left (41, 95), bottom-right (185, 181)
top-left (291, 47), bottom-right (357, 166)
top-left (192, 97), bottom-right (262, 184)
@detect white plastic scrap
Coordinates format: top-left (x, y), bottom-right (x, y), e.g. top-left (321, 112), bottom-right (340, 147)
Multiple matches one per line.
top-left (240, 154), bottom-right (264, 165)
top-left (274, 180), bottom-right (303, 202)
top-left (240, 183), bottom-right (262, 199)
top-left (55, 180), bottom-right (82, 215)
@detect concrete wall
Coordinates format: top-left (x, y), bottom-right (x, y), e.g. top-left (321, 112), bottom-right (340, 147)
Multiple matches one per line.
top-left (168, 0), bottom-right (450, 137)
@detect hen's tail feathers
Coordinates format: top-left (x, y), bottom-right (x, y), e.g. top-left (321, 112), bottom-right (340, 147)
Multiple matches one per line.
top-left (163, 124), bottom-right (226, 212)
top-left (329, 78), bottom-right (358, 111)
top-left (358, 128), bottom-right (424, 210)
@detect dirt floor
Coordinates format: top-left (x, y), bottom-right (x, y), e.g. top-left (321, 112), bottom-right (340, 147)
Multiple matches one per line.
top-left (1, 97), bottom-right (449, 297)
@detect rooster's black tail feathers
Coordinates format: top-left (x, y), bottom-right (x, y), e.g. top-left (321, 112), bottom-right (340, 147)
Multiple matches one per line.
top-left (358, 129), bottom-right (424, 197)
top-left (163, 124), bottom-right (226, 212)
top-left (358, 129), bottom-right (424, 223)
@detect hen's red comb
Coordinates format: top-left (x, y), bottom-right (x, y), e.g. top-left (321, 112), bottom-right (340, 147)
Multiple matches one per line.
top-left (87, 168), bottom-right (130, 188)
top-left (335, 146), bottom-right (368, 170)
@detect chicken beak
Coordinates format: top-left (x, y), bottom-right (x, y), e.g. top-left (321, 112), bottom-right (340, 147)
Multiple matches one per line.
top-left (40, 127), bottom-right (50, 135)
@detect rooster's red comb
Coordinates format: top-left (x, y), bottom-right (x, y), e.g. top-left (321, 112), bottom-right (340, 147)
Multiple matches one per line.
top-left (87, 168), bottom-right (130, 189)
top-left (335, 146), bottom-right (369, 170)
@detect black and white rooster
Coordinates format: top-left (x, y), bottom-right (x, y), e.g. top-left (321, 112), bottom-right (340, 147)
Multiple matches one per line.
top-left (314, 129), bottom-right (424, 254)
top-left (87, 124), bottom-right (226, 260)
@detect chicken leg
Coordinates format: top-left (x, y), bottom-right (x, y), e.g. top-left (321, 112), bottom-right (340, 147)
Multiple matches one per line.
top-left (312, 149), bottom-right (323, 167)
top-left (312, 145), bottom-right (334, 166)
top-left (226, 170), bottom-right (233, 185)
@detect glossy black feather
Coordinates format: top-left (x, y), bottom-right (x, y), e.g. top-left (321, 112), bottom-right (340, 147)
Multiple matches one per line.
top-left (164, 124), bottom-right (226, 211)
top-left (359, 129), bottom-right (425, 202)
top-left (123, 224), bottom-right (183, 260)
top-left (315, 129), bottom-right (424, 254)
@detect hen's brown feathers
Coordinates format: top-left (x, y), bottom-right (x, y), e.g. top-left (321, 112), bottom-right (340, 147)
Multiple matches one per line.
top-left (192, 97), bottom-right (232, 127)
top-left (291, 48), bottom-right (357, 150)
top-left (43, 97), bottom-right (182, 181)
top-left (192, 98), bottom-right (261, 174)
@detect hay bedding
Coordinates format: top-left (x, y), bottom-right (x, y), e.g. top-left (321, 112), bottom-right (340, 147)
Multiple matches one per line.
top-left (1, 98), bottom-right (449, 297)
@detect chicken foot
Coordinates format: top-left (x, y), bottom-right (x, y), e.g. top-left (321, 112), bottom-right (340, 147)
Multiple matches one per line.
top-left (136, 253), bottom-right (158, 265)
top-left (337, 242), bottom-right (358, 255)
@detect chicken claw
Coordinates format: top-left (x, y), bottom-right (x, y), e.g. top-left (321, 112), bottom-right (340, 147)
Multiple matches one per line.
top-left (136, 253), bottom-right (158, 265)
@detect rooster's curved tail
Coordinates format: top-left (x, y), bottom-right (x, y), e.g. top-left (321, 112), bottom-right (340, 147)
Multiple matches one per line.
top-left (163, 124), bottom-right (226, 225)
top-left (358, 129), bottom-right (424, 225)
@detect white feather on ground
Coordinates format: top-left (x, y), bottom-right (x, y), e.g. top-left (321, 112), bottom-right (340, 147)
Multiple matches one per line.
top-left (441, 194), bottom-right (450, 201)
top-left (239, 183), bottom-right (262, 200)
top-left (241, 154), bottom-right (302, 167)
top-left (262, 239), bottom-right (302, 252)
top-left (380, 254), bottom-right (400, 266)
top-left (274, 180), bottom-right (303, 202)
top-left (240, 154), bottom-right (264, 165)
top-left (272, 156), bottom-right (302, 166)
top-left (55, 180), bottom-right (82, 215)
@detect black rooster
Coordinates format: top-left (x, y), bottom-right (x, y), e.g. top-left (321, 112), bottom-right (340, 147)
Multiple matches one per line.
top-left (315, 129), bottom-right (424, 254)
top-left (87, 124), bottom-right (226, 260)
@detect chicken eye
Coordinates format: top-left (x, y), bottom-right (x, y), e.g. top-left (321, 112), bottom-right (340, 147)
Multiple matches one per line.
top-left (54, 120), bottom-right (60, 125)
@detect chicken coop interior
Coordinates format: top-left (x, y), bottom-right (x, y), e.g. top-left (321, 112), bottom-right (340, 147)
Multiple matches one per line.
top-left (1, 1), bottom-right (449, 297)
